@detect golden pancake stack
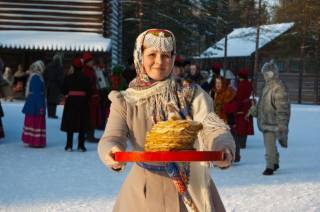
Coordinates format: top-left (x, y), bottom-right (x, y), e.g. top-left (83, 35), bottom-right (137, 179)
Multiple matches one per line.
top-left (144, 119), bottom-right (203, 151)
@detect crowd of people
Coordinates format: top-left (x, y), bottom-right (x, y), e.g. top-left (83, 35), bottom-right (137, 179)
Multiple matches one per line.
top-left (0, 53), bottom-right (130, 151)
top-left (0, 28), bottom-right (291, 211)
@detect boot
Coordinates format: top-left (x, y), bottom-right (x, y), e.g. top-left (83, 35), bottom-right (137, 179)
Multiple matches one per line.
top-left (48, 104), bottom-right (58, 119)
top-left (239, 136), bottom-right (247, 149)
top-left (262, 168), bottom-right (274, 176)
top-left (86, 130), bottom-right (99, 143)
top-left (234, 155), bottom-right (241, 163)
top-left (64, 140), bottom-right (73, 152)
top-left (77, 138), bottom-right (87, 152)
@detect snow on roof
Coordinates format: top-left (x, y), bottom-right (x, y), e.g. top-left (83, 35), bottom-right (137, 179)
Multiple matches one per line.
top-left (0, 30), bottom-right (111, 52)
top-left (197, 22), bottom-right (294, 59)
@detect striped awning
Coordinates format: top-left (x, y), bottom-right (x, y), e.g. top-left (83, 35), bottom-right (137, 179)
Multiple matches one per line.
top-left (0, 30), bottom-right (111, 52)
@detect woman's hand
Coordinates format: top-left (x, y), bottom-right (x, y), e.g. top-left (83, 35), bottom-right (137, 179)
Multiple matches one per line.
top-left (213, 148), bottom-right (233, 169)
top-left (105, 146), bottom-right (125, 172)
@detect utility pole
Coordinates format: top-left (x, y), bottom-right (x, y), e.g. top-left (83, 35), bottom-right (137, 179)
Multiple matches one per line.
top-left (253, 0), bottom-right (262, 95)
top-left (317, 16), bottom-right (320, 104)
top-left (222, 0), bottom-right (229, 76)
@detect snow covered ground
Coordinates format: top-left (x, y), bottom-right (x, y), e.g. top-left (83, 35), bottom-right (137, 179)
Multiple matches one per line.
top-left (0, 101), bottom-right (319, 212)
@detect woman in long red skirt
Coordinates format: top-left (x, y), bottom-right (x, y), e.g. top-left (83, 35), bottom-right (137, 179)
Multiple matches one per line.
top-left (22, 60), bottom-right (46, 147)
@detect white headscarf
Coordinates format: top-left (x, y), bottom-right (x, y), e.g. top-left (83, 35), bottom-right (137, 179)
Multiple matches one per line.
top-left (130, 29), bottom-right (176, 88)
top-left (25, 60), bottom-right (45, 97)
top-left (261, 60), bottom-right (279, 81)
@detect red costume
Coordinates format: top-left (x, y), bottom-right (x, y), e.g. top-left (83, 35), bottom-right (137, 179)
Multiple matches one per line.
top-left (234, 68), bottom-right (254, 136)
top-left (82, 53), bottom-right (101, 129)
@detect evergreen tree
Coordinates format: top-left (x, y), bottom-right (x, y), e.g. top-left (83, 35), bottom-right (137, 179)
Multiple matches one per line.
top-left (274, 0), bottom-right (320, 57)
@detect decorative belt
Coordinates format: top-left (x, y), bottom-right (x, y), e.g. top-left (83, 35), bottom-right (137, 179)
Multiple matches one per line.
top-left (136, 162), bottom-right (166, 172)
top-left (68, 91), bottom-right (86, 96)
top-left (136, 162), bottom-right (198, 212)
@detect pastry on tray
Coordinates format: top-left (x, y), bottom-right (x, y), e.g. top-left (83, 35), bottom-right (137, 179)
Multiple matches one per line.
top-left (144, 119), bottom-right (203, 152)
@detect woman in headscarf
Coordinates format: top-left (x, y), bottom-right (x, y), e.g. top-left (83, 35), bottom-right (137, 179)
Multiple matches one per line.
top-left (212, 76), bottom-right (236, 124)
top-left (2, 67), bottom-right (14, 101)
top-left (98, 29), bottom-right (235, 212)
top-left (22, 60), bottom-right (46, 148)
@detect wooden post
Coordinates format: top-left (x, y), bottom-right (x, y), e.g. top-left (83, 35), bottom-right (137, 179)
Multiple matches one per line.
top-left (252, 0), bottom-right (262, 96)
top-left (223, 0), bottom-right (229, 78)
top-left (223, 34), bottom-right (228, 77)
top-left (298, 0), bottom-right (308, 104)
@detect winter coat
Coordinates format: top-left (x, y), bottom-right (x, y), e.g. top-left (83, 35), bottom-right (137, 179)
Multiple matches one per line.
top-left (110, 74), bottom-right (127, 91)
top-left (13, 74), bottom-right (28, 92)
top-left (83, 65), bottom-right (101, 128)
top-left (256, 78), bottom-right (290, 133)
top-left (0, 101), bottom-right (4, 117)
top-left (43, 62), bottom-right (64, 104)
top-left (214, 86), bottom-right (236, 124)
top-left (234, 79), bottom-right (254, 136)
top-left (22, 74), bottom-right (46, 116)
top-left (60, 71), bottom-right (91, 132)
top-left (98, 82), bottom-right (235, 212)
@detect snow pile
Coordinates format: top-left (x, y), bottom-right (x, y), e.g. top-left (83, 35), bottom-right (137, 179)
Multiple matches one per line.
top-left (0, 102), bottom-right (319, 211)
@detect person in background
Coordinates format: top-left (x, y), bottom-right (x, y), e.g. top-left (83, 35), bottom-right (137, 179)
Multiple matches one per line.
top-left (249, 61), bottom-right (290, 175)
top-left (0, 101), bottom-right (4, 140)
top-left (61, 58), bottom-right (91, 152)
top-left (212, 75), bottom-right (238, 161)
top-left (43, 53), bottom-right (64, 118)
top-left (0, 66), bottom-right (13, 101)
top-left (123, 57), bottom-right (136, 84)
top-left (182, 59), bottom-right (191, 78)
top-left (3, 67), bottom-right (14, 87)
top-left (234, 68), bottom-right (254, 149)
top-left (212, 76), bottom-right (236, 123)
top-left (110, 65), bottom-right (127, 91)
top-left (82, 52), bottom-right (101, 143)
top-left (233, 68), bottom-right (254, 162)
top-left (0, 59), bottom-right (6, 140)
top-left (206, 62), bottom-right (222, 95)
top-left (172, 57), bottom-right (184, 84)
top-left (94, 56), bottom-right (110, 130)
top-left (13, 64), bottom-right (28, 98)
top-left (22, 60), bottom-right (46, 148)
top-left (98, 28), bottom-right (235, 212)
top-left (188, 64), bottom-right (207, 87)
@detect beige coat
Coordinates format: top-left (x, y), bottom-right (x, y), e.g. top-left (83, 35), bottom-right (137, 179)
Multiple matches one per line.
top-left (257, 78), bottom-right (290, 133)
top-left (98, 82), bottom-right (235, 212)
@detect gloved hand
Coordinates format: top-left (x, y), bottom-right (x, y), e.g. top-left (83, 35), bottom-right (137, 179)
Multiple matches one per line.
top-left (277, 126), bottom-right (288, 148)
top-left (213, 148), bottom-right (233, 169)
top-left (105, 146), bottom-right (126, 172)
top-left (246, 104), bottom-right (257, 118)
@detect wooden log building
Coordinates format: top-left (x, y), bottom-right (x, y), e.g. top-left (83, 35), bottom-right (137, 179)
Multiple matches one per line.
top-left (0, 0), bottom-right (122, 71)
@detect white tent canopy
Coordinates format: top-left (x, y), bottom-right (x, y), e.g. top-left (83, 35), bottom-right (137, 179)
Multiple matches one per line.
top-left (197, 22), bottom-right (294, 59)
top-left (0, 30), bottom-right (111, 52)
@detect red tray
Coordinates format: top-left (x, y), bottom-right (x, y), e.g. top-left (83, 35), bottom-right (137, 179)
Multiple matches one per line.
top-left (115, 151), bottom-right (224, 162)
